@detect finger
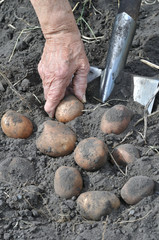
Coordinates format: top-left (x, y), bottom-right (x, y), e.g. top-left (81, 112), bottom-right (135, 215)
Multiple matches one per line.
top-left (72, 61), bottom-right (90, 103)
top-left (44, 80), bottom-right (67, 118)
top-left (43, 79), bottom-right (52, 100)
top-left (38, 62), bottom-right (49, 100)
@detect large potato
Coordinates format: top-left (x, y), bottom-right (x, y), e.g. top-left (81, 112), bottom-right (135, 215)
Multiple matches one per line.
top-left (100, 105), bottom-right (132, 135)
top-left (74, 137), bottom-right (108, 171)
top-left (54, 166), bottom-right (83, 199)
top-left (112, 144), bottom-right (140, 166)
top-left (77, 191), bottom-right (120, 220)
top-left (1, 110), bottom-right (33, 139)
top-left (55, 95), bottom-right (84, 123)
top-left (36, 120), bottom-right (76, 157)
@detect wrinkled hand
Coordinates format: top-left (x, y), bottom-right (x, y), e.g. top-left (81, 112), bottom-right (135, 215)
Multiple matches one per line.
top-left (38, 33), bottom-right (90, 118)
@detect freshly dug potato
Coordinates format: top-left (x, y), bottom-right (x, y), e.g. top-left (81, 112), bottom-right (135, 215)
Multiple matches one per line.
top-left (1, 110), bottom-right (33, 138)
top-left (121, 176), bottom-right (155, 205)
top-left (77, 191), bottom-right (120, 220)
top-left (36, 120), bottom-right (76, 157)
top-left (112, 144), bottom-right (140, 166)
top-left (54, 166), bottom-right (83, 199)
top-left (74, 137), bottom-right (108, 171)
top-left (55, 95), bottom-right (84, 123)
top-left (100, 105), bottom-right (132, 135)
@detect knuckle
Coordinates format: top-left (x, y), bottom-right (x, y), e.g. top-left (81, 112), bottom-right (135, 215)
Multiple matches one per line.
top-left (79, 60), bottom-right (90, 74)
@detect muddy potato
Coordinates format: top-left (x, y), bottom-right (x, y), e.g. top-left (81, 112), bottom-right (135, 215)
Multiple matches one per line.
top-left (54, 166), bottom-right (83, 199)
top-left (74, 137), bottom-right (108, 171)
top-left (77, 191), bottom-right (120, 221)
top-left (36, 120), bottom-right (76, 157)
top-left (55, 95), bottom-right (84, 123)
top-left (1, 110), bottom-right (33, 139)
top-left (121, 176), bottom-right (155, 205)
top-left (100, 105), bottom-right (132, 135)
top-left (112, 144), bottom-right (140, 166)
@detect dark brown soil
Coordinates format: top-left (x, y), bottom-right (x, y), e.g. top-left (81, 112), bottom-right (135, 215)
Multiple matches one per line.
top-left (0, 0), bottom-right (159, 239)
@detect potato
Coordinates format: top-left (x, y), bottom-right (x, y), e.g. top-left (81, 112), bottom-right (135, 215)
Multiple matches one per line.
top-left (100, 105), bottom-right (132, 135)
top-left (77, 191), bottom-right (120, 220)
top-left (1, 110), bottom-right (33, 139)
top-left (112, 144), bottom-right (140, 166)
top-left (54, 166), bottom-right (83, 199)
top-left (55, 95), bottom-right (84, 123)
top-left (74, 137), bottom-right (108, 171)
top-left (121, 176), bottom-right (155, 205)
top-left (36, 120), bottom-right (76, 157)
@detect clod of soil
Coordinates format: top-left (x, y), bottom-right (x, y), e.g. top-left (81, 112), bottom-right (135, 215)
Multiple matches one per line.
top-left (111, 143), bottom-right (140, 166)
top-left (8, 157), bottom-right (35, 183)
top-left (0, 157), bottom-right (35, 183)
top-left (1, 110), bottom-right (33, 138)
top-left (100, 105), bottom-right (132, 135)
top-left (55, 95), bottom-right (84, 123)
top-left (54, 166), bottom-right (83, 199)
top-left (77, 191), bottom-right (120, 221)
top-left (121, 176), bottom-right (155, 205)
top-left (74, 137), bottom-right (108, 171)
top-left (36, 120), bottom-right (76, 157)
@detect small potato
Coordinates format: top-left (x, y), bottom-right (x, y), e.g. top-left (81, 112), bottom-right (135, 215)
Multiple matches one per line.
top-left (77, 191), bottom-right (120, 221)
top-left (112, 144), bottom-right (140, 166)
top-left (36, 120), bottom-right (76, 157)
top-left (74, 137), bottom-right (108, 171)
top-left (121, 176), bottom-right (155, 205)
top-left (100, 105), bottom-right (132, 135)
top-left (54, 166), bottom-right (83, 199)
top-left (55, 95), bottom-right (84, 123)
top-left (1, 110), bottom-right (33, 139)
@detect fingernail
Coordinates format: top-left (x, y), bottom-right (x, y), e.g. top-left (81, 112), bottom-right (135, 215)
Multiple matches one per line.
top-left (82, 94), bottom-right (86, 103)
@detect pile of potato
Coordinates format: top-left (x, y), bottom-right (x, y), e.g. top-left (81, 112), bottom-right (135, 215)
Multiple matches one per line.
top-left (1, 95), bottom-right (155, 221)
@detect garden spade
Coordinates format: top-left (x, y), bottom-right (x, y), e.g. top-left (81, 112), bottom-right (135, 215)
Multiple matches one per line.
top-left (87, 0), bottom-right (142, 100)
top-left (87, 0), bottom-right (159, 113)
top-left (99, 0), bottom-right (142, 102)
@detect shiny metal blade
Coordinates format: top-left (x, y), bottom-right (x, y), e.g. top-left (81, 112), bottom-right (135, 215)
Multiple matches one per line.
top-left (100, 12), bottom-right (136, 103)
top-left (87, 66), bottom-right (102, 83)
top-left (100, 68), bottom-right (115, 102)
top-left (133, 75), bottom-right (159, 114)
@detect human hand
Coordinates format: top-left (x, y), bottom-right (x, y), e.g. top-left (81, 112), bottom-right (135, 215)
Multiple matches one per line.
top-left (38, 33), bottom-right (89, 118)
top-left (30, 0), bottom-right (90, 118)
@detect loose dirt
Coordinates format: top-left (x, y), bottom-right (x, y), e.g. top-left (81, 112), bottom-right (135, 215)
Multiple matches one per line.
top-left (0, 0), bottom-right (159, 239)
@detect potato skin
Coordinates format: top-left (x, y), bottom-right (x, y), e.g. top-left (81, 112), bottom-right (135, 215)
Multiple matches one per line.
top-left (54, 166), bottom-right (83, 199)
top-left (74, 137), bottom-right (108, 171)
top-left (100, 105), bottom-right (132, 135)
top-left (121, 176), bottom-right (155, 205)
top-left (77, 191), bottom-right (120, 220)
top-left (36, 120), bottom-right (76, 157)
top-left (55, 95), bottom-right (84, 123)
top-left (112, 144), bottom-right (140, 166)
top-left (1, 110), bottom-right (33, 139)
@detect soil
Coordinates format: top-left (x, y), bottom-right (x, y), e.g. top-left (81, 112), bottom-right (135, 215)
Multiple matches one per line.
top-left (0, 0), bottom-right (159, 239)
